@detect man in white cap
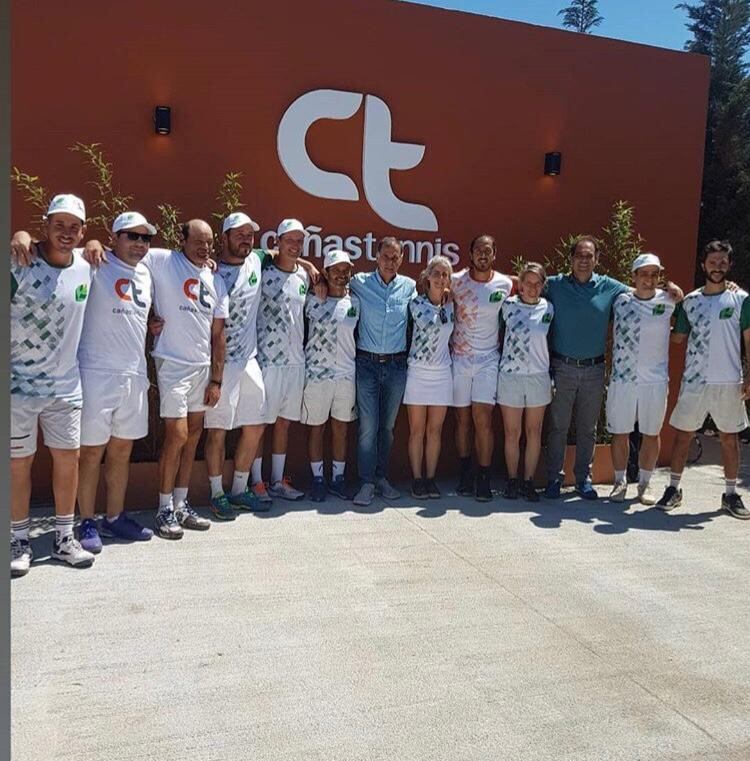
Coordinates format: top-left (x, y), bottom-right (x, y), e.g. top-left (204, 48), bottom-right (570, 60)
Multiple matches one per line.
top-left (203, 212), bottom-right (271, 519)
top-left (606, 253), bottom-right (676, 504)
top-left (148, 220), bottom-right (229, 537)
top-left (657, 240), bottom-right (750, 519)
top-left (302, 249), bottom-right (360, 501)
top-left (10, 194), bottom-right (96, 574)
top-left (74, 212), bottom-right (158, 551)
top-left (253, 219), bottom-right (310, 500)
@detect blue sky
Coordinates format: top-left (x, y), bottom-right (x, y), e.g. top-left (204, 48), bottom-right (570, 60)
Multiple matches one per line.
top-left (406, 0), bottom-right (693, 52)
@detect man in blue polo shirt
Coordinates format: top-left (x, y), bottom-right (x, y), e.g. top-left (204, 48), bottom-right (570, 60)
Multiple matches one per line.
top-left (544, 235), bottom-right (680, 499)
top-left (350, 236), bottom-right (416, 506)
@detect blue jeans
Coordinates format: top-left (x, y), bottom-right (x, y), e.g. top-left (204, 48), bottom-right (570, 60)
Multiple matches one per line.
top-left (355, 354), bottom-right (407, 484)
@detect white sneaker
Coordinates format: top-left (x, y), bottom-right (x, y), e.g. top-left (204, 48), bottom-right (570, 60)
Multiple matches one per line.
top-left (11, 537), bottom-right (33, 577)
top-left (376, 478), bottom-right (400, 500)
top-left (52, 534), bottom-right (95, 568)
top-left (637, 482), bottom-right (657, 506)
top-left (268, 477), bottom-right (304, 501)
top-left (353, 482), bottom-right (375, 506)
top-left (609, 481), bottom-right (628, 503)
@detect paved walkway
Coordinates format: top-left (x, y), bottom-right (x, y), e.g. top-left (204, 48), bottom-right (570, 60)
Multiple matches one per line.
top-left (11, 449), bottom-right (750, 761)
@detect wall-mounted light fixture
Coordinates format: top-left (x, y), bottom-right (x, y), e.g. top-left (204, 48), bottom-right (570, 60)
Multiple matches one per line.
top-left (154, 106), bottom-right (171, 135)
top-left (544, 152), bottom-right (562, 176)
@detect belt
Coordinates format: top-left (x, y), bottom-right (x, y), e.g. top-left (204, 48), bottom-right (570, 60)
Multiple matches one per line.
top-left (357, 350), bottom-right (407, 363)
top-left (551, 352), bottom-right (605, 367)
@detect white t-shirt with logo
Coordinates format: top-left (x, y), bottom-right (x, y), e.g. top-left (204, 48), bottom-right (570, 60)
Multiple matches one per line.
top-left (257, 262), bottom-right (310, 368)
top-left (408, 296), bottom-right (454, 369)
top-left (216, 249), bottom-right (265, 364)
top-left (675, 288), bottom-right (750, 387)
top-left (78, 252), bottom-right (153, 377)
top-left (451, 269), bottom-right (513, 360)
top-left (305, 294), bottom-right (360, 381)
top-left (498, 296), bottom-right (554, 375)
top-left (10, 249), bottom-right (92, 399)
top-left (610, 289), bottom-right (675, 386)
top-left (147, 249), bottom-right (229, 366)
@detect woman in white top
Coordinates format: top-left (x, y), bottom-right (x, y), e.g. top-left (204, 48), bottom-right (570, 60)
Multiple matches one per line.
top-left (497, 262), bottom-right (554, 502)
top-left (404, 256), bottom-right (455, 499)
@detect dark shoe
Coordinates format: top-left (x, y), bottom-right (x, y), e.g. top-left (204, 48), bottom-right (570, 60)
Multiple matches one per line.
top-left (424, 478), bottom-right (441, 499)
top-left (411, 478), bottom-right (428, 499)
top-left (656, 485), bottom-right (682, 512)
top-left (544, 480), bottom-right (561, 499)
top-left (575, 479), bottom-right (599, 500)
top-left (310, 476), bottom-right (327, 503)
top-left (475, 471), bottom-right (492, 502)
top-left (209, 494), bottom-right (237, 521)
top-left (456, 468), bottom-right (474, 496)
top-left (100, 513), bottom-right (154, 541)
top-left (522, 480), bottom-right (540, 503)
top-left (502, 478), bottom-right (519, 500)
top-left (722, 493), bottom-right (750, 519)
top-left (78, 518), bottom-right (102, 554)
top-left (328, 475), bottom-right (352, 500)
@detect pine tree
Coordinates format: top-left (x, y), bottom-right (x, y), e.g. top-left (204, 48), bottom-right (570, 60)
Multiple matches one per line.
top-left (678, 0), bottom-right (750, 285)
top-left (558, 0), bottom-right (604, 33)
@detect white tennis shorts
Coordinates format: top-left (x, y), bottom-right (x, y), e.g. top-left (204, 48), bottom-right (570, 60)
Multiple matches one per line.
top-left (80, 369), bottom-right (150, 445)
top-left (606, 382), bottom-right (668, 436)
top-left (452, 355), bottom-right (498, 407)
top-left (261, 365), bottom-right (305, 423)
top-left (11, 395), bottom-right (81, 457)
top-left (156, 358), bottom-right (211, 418)
top-left (669, 383), bottom-right (749, 434)
top-left (300, 377), bottom-right (357, 425)
top-left (204, 358), bottom-right (266, 430)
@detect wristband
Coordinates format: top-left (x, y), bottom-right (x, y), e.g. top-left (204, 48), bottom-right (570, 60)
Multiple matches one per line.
top-left (210, 379), bottom-right (222, 387)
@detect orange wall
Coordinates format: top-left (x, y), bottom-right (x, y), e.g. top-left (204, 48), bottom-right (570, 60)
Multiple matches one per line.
top-left (12, 0), bottom-right (709, 502)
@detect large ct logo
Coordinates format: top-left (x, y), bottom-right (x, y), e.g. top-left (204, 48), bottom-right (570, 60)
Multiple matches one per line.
top-left (115, 278), bottom-right (147, 309)
top-left (183, 278), bottom-right (212, 309)
top-left (277, 89), bottom-right (438, 232)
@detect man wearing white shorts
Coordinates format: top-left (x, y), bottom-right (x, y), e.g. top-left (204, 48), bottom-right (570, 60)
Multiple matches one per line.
top-left (10, 194), bottom-right (95, 575)
top-left (606, 254), bottom-right (675, 506)
top-left (302, 249), bottom-right (359, 502)
top-left (203, 212), bottom-right (271, 520)
top-left (657, 240), bottom-right (750, 519)
top-left (255, 219), bottom-right (310, 500)
top-left (451, 234), bottom-right (513, 501)
top-left (150, 219), bottom-right (228, 537)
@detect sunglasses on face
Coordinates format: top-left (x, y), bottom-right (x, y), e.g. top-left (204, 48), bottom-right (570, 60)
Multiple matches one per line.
top-left (118, 231), bottom-right (153, 243)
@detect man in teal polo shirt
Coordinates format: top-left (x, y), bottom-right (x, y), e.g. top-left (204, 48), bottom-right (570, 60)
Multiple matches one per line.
top-left (544, 235), bottom-right (680, 499)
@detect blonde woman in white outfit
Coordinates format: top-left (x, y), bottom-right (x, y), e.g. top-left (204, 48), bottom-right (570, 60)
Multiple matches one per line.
top-left (497, 262), bottom-right (554, 503)
top-left (404, 256), bottom-right (455, 499)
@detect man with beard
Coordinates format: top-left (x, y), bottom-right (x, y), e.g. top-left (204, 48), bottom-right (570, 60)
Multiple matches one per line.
top-left (451, 235), bottom-right (514, 501)
top-left (656, 240), bottom-right (750, 519)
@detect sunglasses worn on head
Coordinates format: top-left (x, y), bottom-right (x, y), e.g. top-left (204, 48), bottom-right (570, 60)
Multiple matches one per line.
top-left (118, 231), bottom-right (153, 243)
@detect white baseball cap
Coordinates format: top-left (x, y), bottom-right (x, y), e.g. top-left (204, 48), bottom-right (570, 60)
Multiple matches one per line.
top-left (112, 211), bottom-right (157, 236)
top-left (45, 194), bottom-right (86, 223)
top-left (631, 253), bottom-right (663, 272)
top-left (323, 249), bottom-right (352, 269)
top-left (222, 212), bottom-right (260, 234)
top-left (276, 218), bottom-right (306, 238)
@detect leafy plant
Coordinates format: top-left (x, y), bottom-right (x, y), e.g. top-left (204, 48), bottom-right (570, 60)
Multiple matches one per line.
top-left (10, 168), bottom-right (48, 236)
top-left (211, 171), bottom-right (245, 253)
top-left (156, 203), bottom-right (182, 250)
top-left (558, 0), bottom-right (604, 33)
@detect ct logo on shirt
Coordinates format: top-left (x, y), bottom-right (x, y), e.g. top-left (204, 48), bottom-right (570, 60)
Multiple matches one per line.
top-left (115, 278), bottom-right (148, 309)
top-left (183, 278), bottom-right (213, 309)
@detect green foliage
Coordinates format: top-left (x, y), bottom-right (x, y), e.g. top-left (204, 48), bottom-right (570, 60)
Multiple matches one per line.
top-left (10, 168), bottom-right (48, 235)
top-left (558, 0), bottom-right (604, 33)
top-left (156, 203), bottom-right (182, 250)
top-left (211, 172), bottom-right (245, 254)
top-left (510, 255), bottom-right (527, 275)
top-left (70, 143), bottom-right (133, 236)
top-left (678, 0), bottom-right (750, 286)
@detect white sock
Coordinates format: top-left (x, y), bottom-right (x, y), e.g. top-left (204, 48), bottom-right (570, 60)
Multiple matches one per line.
top-left (55, 514), bottom-right (74, 542)
top-left (106, 512), bottom-right (122, 523)
top-left (271, 454), bottom-right (286, 485)
top-left (614, 470), bottom-right (626, 485)
top-left (726, 478), bottom-right (737, 495)
top-left (11, 518), bottom-right (30, 542)
top-left (638, 469), bottom-right (652, 487)
top-left (231, 471), bottom-right (250, 496)
top-left (159, 493), bottom-right (173, 510)
top-left (173, 487), bottom-right (189, 508)
top-left (670, 472), bottom-right (682, 489)
top-left (332, 461), bottom-right (345, 479)
top-left (251, 457), bottom-right (263, 484)
top-left (310, 461), bottom-right (324, 478)
top-left (209, 476), bottom-right (224, 498)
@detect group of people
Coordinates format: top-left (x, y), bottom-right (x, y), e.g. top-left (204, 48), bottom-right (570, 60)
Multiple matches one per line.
top-left (9, 193), bottom-right (750, 577)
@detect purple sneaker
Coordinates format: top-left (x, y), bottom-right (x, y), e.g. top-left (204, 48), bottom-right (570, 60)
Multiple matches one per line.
top-left (78, 518), bottom-right (103, 554)
top-left (100, 513), bottom-right (154, 541)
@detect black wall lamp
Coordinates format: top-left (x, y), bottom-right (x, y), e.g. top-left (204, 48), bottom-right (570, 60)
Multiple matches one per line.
top-left (544, 152), bottom-right (562, 176)
top-left (154, 106), bottom-right (171, 135)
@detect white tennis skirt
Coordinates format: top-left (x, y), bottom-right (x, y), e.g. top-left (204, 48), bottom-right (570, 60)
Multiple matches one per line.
top-left (404, 364), bottom-right (453, 406)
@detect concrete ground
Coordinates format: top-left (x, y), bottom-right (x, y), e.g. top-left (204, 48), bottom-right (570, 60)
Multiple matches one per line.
top-left (11, 441), bottom-right (750, 761)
